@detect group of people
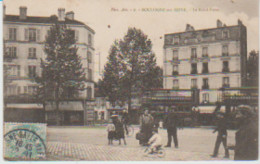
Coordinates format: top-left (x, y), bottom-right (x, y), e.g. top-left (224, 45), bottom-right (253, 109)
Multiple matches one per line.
top-left (139, 109), bottom-right (180, 149)
top-left (106, 110), bottom-right (129, 145)
top-left (106, 105), bottom-right (258, 161)
top-left (211, 105), bottom-right (258, 160)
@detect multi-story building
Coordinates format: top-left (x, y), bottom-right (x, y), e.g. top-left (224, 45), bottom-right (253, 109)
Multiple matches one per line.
top-left (4, 6), bottom-right (95, 125)
top-left (163, 19), bottom-right (247, 106)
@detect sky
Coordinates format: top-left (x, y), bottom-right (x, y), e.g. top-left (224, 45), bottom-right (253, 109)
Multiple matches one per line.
top-left (4, 0), bottom-right (259, 82)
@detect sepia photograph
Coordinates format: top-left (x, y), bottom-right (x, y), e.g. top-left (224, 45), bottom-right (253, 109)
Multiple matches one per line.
top-left (2, 0), bottom-right (259, 162)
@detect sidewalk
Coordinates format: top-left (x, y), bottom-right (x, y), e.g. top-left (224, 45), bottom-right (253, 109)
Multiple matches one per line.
top-left (46, 126), bottom-right (236, 161)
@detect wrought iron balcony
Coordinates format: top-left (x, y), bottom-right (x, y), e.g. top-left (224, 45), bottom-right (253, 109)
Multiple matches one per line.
top-left (191, 69), bottom-right (198, 74)
top-left (222, 53), bottom-right (229, 57)
top-left (222, 84), bottom-right (230, 88)
top-left (172, 71), bottom-right (179, 76)
top-left (202, 85), bottom-right (209, 89)
top-left (202, 69), bottom-right (209, 74)
top-left (222, 67), bottom-right (230, 72)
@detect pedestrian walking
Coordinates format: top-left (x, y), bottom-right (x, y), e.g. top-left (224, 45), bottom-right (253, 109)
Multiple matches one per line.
top-left (233, 105), bottom-right (258, 160)
top-left (107, 120), bottom-right (116, 145)
top-left (115, 119), bottom-right (127, 145)
top-left (165, 109), bottom-right (179, 148)
top-left (121, 110), bottom-right (129, 135)
top-left (139, 109), bottom-right (154, 146)
top-left (211, 112), bottom-right (229, 158)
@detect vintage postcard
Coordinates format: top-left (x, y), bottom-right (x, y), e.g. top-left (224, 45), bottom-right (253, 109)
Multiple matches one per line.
top-left (2, 0), bottom-right (259, 162)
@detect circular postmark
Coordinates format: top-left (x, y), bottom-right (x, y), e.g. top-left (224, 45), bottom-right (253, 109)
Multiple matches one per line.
top-left (4, 129), bottom-right (46, 160)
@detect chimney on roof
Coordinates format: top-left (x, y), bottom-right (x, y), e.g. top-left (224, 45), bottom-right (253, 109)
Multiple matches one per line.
top-left (3, 5), bottom-right (6, 19)
top-left (65, 11), bottom-right (74, 20)
top-left (238, 19), bottom-right (243, 26)
top-left (58, 8), bottom-right (65, 21)
top-left (185, 24), bottom-right (195, 32)
top-left (19, 6), bottom-right (27, 20)
top-left (217, 19), bottom-right (223, 28)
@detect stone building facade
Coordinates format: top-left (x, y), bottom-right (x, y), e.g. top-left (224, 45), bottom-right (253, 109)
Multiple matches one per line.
top-left (163, 19), bottom-right (247, 105)
top-left (4, 6), bottom-right (95, 100)
top-left (4, 6), bottom-right (95, 125)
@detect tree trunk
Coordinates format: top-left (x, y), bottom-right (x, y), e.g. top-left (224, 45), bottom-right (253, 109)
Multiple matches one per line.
top-left (127, 80), bottom-right (132, 122)
top-left (55, 85), bottom-right (60, 126)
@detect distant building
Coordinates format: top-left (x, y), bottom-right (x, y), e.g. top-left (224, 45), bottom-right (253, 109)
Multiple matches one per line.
top-left (4, 6), bottom-right (95, 125)
top-left (94, 97), bottom-right (109, 121)
top-left (163, 19), bottom-right (247, 105)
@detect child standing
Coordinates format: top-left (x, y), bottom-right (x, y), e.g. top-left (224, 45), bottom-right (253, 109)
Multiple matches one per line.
top-left (107, 121), bottom-right (115, 145)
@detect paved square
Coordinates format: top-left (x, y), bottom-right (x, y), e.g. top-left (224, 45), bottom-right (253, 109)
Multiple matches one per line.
top-left (46, 126), bottom-right (236, 161)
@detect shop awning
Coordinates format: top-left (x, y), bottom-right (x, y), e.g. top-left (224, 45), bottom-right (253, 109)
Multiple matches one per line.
top-left (45, 101), bottom-right (84, 111)
top-left (6, 103), bottom-right (43, 109)
top-left (199, 106), bottom-right (225, 114)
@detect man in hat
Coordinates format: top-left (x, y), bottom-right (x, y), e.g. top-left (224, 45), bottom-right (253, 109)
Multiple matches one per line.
top-left (121, 110), bottom-right (129, 135)
top-left (211, 112), bottom-right (229, 158)
top-left (165, 108), bottom-right (179, 148)
top-left (233, 105), bottom-right (258, 160)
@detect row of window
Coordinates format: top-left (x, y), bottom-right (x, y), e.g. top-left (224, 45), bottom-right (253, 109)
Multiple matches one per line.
top-left (171, 30), bottom-right (229, 45)
top-left (6, 85), bottom-right (37, 95)
top-left (7, 28), bottom-right (93, 46)
top-left (5, 47), bottom-right (36, 59)
top-left (172, 77), bottom-right (230, 89)
top-left (5, 46), bottom-right (93, 63)
top-left (172, 61), bottom-right (229, 75)
top-left (172, 45), bottom-right (229, 60)
top-left (6, 85), bottom-right (93, 99)
top-left (5, 64), bottom-right (93, 80)
top-left (4, 65), bottom-right (36, 78)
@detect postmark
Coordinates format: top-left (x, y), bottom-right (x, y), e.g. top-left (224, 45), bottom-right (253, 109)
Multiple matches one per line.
top-left (4, 129), bottom-right (46, 160)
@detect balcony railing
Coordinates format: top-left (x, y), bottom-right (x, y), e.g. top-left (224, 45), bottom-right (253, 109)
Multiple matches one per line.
top-left (28, 56), bottom-right (37, 59)
top-left (4, 55), bottom-right (17, 59)
top-left (191, 86), bottom-right (198, 89)
top-left (172, 71), bottom-right (179, 76)
top-left (191, 69), bottom-right (198, 74)
top-left (202, 69), bottom-right (209, 74)
top-left (222, 67), bottom-right (230, 72)
top-left (202, 85), bottom-right (209, 89)
top-left (191, 55), bottom-right (197, 59)
top-left (222, 53), bottom-right (229, 56)
top-left (222, 84), bottom-right (230, 88)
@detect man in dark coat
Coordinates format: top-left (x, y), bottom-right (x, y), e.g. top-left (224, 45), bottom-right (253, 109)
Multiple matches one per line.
top-left (165, 110), bottom-right (179, 148)
top-left (139, 109), bottom-right (154, 146)
top-left (234, 105), bottom-right (258, 160)
top-left (211, 112), bottom-right (229, 158)
top-left (121, 110), bottom-right (129, 135)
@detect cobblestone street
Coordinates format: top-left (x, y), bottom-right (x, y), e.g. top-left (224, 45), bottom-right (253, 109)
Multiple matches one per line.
top-left (46, 126), bottom-right (236, 161)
